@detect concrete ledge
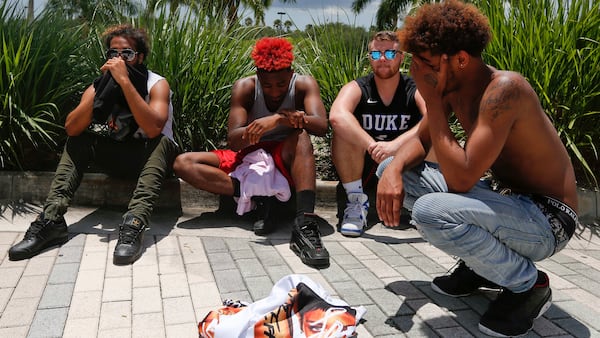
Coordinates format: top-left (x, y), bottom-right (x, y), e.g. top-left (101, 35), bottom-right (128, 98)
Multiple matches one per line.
top-left (578, 187), bottom-right (600, 223)
top-left (0, 171), bottom-right (339, 211)
top-left (1, 171), bottom-right (183, 209)
top-left (1, 171), bottom-right (597, 223)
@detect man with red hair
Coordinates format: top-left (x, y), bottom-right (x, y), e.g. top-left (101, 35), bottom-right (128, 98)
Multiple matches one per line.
top-left (174, 37), bottom-right (330, 268)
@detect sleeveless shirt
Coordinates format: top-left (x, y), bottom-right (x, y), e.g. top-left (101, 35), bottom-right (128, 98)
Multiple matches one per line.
top-left (353, 73), bottom-right (421, 141)
top-left (248, 73), bottom-right (297, 142)
top-left (129, 70), bottom-right (174, 141)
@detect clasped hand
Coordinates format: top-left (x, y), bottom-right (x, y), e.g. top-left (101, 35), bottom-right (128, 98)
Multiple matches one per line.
top-left (367, 141), bottom-right (395, 163)
top-left (279, 109), bottom-right (308, 129)
top-left (100, 57), bottom-right (129, 86)
top-left (242, 109), bottom-right (307, 145)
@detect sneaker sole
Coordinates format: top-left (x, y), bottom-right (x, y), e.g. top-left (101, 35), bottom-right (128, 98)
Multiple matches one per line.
top-left (478, 290), bottom-right (552, 337)
top-left (340, 223), bottom-right (364, 237)
top-left (340, 228), bottom-right (363, 237)
top-left (430, 281), bottom-right (474, 297)
top-left (8, 236), bottom-right (69, 261)
top-left (289, 243), bottom-right (329, 268)
top-left (113, 250), bottom-right (143, 265)
top-left (253, 226), bottom-right (275, 236)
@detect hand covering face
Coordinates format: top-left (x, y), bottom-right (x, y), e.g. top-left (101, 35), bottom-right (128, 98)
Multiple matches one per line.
top-left (91, 63), bottom-right (148, 140)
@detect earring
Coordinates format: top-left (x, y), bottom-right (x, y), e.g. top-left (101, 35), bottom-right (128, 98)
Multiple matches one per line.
top-left (459, 64), bottom-right (465, 69)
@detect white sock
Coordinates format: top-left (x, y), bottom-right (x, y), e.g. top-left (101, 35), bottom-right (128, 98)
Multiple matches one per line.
top-left (343, 179), bottom-right (363, 196)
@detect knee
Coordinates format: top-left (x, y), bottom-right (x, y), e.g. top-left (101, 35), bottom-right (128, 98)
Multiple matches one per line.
top-left (284, 131), bottom-right (313, 160)
top-left (299, 135), bottom-right (315, 160)
top-left (158, 135), bottom-right (174, 149)
top-left (172, 153), bottom-right (191, 176)
top-left (411, 193), bottom-right (450, 228)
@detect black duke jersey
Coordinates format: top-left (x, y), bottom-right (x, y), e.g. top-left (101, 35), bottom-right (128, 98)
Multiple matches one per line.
top-left (353, 73), bottom-right (421, 141)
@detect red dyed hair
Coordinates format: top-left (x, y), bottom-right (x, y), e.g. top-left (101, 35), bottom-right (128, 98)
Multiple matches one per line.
top-left (251, 37), bottom-right (294, 72)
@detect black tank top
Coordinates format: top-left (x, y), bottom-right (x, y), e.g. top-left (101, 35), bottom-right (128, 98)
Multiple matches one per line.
top-left (354, 73), bottom-right (421, 141)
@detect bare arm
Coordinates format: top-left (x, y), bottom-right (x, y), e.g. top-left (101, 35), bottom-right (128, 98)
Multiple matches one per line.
top-left (437, 76), bottom-right (519, 191)
top-left (65, 59), bottom-right (169, 138)
top-left (376, 113), bottom-right (430, 226)
top-left (64, 85), bottom-right (95, 136)
top-left (329, 80), bottom-right (374, 149)
top-left (367, 89), bottom-right (428, 163)
top-left (292, 75), bottom-right (328, 137)
top-left (275, 75), bottom-right (328, 136)
top-left (102, 58), bottom-right (169, 138)
top-left (227, 77), bottom-right (257, 151)
top-left (410, 55), bottom-right (518, 192)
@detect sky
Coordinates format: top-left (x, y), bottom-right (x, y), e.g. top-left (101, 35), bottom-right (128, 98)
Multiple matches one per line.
top-left (16, 0), bottom-right (381, 29)
top-left (257, 0), bottom-right (381, 29)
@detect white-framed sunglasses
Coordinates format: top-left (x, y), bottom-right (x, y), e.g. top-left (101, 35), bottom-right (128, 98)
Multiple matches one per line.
top-left (106, 48), bottom-right (138, 62)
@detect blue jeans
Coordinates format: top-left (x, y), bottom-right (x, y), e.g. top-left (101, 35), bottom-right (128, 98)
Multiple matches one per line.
top-left (378, 160), bottom-right (564, 293)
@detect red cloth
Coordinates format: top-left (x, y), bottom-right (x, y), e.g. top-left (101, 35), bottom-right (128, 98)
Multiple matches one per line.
top-left (212, 141), bottom-right (293, 186)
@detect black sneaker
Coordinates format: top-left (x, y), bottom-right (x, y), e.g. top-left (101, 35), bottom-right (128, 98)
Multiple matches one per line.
top-left (9, 213), bottom-right (69, 261)
top-left (479, 271), bottom-right (552, 337)
top-left (432, 260), bottom-right (502, 297)
top-left (290, 213), bottom-right (330, 268)
top-left (113, 214), bottom-right (146, 265)
top-left (252, 196), bottom-right (276, 236)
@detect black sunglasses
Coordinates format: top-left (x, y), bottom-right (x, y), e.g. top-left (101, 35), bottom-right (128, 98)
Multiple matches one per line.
top-left (368, 50), bottom-right (400, 61)
top-left (106, 48), bottom-right (138, 62)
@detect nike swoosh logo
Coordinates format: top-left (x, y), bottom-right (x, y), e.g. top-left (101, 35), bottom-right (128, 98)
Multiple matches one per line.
top-left (367, 98), bottom-right (378, 104)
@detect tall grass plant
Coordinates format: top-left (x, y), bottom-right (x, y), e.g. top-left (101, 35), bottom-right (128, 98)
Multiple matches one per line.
top-left (1, 0), bottom-right (598, 188)
top-left (139, 6), bottom-right (261, 151)
top-left (479, 0), bottom-right (600, 187)
top-left (1, 2), bottom-right (91, 169)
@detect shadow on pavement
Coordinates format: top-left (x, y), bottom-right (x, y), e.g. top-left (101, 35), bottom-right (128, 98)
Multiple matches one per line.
top-left (177, 206), bottom-right (336, 237)
top-left (0, 201), bottom-right (41, 222)
top-left (384, 280), bottom-right (592, 337)
top-left (66, 207), bottom-right (181, 256)
top-left (574, 220), bottom-right (600, 243)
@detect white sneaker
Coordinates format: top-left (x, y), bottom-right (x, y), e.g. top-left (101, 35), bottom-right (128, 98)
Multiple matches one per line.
top-left (340, 193), bottom-right (368, 237)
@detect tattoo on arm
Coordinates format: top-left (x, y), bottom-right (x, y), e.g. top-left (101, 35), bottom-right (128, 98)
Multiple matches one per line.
top-left (484, 80), bottom-right (520, 121)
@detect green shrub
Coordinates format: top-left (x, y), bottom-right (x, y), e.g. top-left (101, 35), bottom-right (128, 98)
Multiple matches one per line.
top-left (479, 0), bottom-right (600, 187)
top-left (0, 2), bottom-right (91, 170)
top-left (139, 7), bottom-right (261, 152)
top-left (1, 0), bottom-right (598, 189)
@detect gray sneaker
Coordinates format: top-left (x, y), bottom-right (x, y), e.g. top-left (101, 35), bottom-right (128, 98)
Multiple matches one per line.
top-left (340, 193), bottom-right (368, 237)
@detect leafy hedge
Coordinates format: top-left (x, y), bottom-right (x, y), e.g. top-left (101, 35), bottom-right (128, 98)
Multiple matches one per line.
top-left (1, 0), bottom-right (598, 187)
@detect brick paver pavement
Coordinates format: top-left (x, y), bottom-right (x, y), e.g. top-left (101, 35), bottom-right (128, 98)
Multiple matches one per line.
top-left (1, 203), bottom-right (599, 337)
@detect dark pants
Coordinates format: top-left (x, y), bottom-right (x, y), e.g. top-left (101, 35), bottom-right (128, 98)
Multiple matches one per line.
top-left (43, 132), bottom-right (180, 226)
